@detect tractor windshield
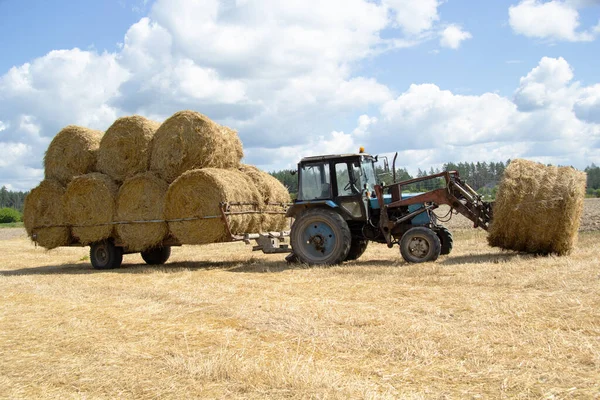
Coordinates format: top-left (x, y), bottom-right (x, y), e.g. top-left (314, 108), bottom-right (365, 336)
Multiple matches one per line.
top-left (298, 162), bottom-right (331, 200)
top-left (361, 157), bottom-right (377, 192)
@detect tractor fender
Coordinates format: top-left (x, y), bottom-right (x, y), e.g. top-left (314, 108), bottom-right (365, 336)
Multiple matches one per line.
top-left (286, 200), bottom-right (339, 219)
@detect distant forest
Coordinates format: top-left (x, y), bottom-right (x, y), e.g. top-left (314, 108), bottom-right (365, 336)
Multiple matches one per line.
top-left (271, 162), bottom-right (600, 199)
top-left (0, 162), bottom-right (598, 214)
top-left (0, 186), bottom-right (27, 212)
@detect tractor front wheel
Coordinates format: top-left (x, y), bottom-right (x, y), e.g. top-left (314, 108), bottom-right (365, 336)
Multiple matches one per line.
top-left (345, 239), bottom-right (369, 261)
top-left (399, 227), bottom-right (441, 263)
top-left (435, 226), bottom-right (453, 255)
top-left (291, 208), bottom-right (351, 265)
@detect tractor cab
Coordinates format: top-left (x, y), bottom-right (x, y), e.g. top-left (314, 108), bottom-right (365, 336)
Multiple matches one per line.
top-left (290, 153), bottom-right (378, 221)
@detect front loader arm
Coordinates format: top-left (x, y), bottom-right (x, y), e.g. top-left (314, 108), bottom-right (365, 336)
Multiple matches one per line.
top-left (374, 171), bottom-right (493, 246)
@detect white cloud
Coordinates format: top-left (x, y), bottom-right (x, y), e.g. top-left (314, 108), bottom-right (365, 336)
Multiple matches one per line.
top-left (509, 0), bottom-right (597, 42)
top-left (513, 56), bottom-right (579, 111)
top-left (0, 0), bottom-right (598, 190)
top-left (373, 57), bottom-right (600, 171)
top-left (574, 84), bottom-right (600, 123)
top-left (439, 24), bottom-right (472, 49)
top-left (383, 0), bottom-right (440, 35)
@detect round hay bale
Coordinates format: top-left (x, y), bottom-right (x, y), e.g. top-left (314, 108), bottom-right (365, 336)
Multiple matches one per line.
top-left (23, 180), bottom-right (70, 249)
top-left (44, 125), bottom-right (103, 184)
top-left (64, 173), bottom-right (118, 245)
top-left (97, 115), bottom-right (161, 182)
top-left (115, 172), bottom-right (168, 251)
top-left (488, 159), bottom-right (587, 255)
top-left (150, 111), bottom-right (243, 182)
top-left (239, 165), bottom-right (290, 231)
top-left (164, 168), bottom-right (262, 244)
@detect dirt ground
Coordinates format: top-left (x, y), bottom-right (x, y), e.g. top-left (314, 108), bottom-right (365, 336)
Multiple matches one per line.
top-left (1, 200), bottom-right (599, 398)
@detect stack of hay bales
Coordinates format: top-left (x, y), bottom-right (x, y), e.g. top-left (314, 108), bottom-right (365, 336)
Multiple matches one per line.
top-left (24, 110), bottom-right (290, 251)
top-left (488, 159), bottom-right (587, 255)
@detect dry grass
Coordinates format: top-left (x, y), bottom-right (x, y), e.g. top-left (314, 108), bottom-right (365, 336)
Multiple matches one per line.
top-left (1, 218), bottom-right (599, 398)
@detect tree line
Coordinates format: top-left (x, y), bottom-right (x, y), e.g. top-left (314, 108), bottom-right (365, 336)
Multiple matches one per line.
top-left (0, 160), bottom-right (598, 216)
top-left (0, 186), bottom-right (27, 212)
top-left (270, 161), bottom-right (600, 198)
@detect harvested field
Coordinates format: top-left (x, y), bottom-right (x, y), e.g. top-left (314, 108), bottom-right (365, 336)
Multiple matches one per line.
top-left (0, 203), bottom-right (599, 398)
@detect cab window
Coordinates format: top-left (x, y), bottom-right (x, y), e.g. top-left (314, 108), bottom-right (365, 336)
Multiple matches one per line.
top-left (299, 162), bottom-right (331, 200)
top-left (336, 161), bottom-right (361, 196)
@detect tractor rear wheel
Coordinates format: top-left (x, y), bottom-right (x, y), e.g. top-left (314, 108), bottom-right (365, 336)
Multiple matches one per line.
top-left (399, 227), bottom-right (441, 263)
top-left (345, 239), bottom-right (369, 261)
top-left (141, 246), bottom-right (171, 265)
top-left (435, 226), bottom-right (453, 255)
top-left (291, 208), bottom-right (351, 265)
top-left (90, 240), bottom-right (123, 270)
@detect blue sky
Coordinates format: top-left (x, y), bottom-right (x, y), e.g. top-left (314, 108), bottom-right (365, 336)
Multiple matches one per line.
top-left (0, 0), bottom-right (599, 191)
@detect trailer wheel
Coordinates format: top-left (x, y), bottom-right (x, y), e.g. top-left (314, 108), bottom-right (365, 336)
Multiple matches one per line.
top-left (90, 240), bottom-right (123, 270)
top-left (399, 227), bottom-right (441, 263)
top-left (291, 208), bottom-right (351, 265)
top-left (435, 226), bottom-right (453, 255)
top-left (345, 239), bottom-right (369, 261)
top-left (141, 246), bottom-right (171, 265)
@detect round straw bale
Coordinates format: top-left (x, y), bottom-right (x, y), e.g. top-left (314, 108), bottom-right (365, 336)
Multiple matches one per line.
top-left (64, 173), bottom-right (118, 245)
top-left (239, 165), bottom-right (290, 231)
top-left (150, 111), bottom-right (243, 182)
top-left (488, 159), bottom-right (587, 255)
top-left (97, 116), bottom-right (161, 182)
top-left (115, 172), bottom-right (168, 251)
top-left (44, 125), bottom-right (103, 184)
top-left (164, 168), bottom-right (262, 244)
top-left (23, 180), bottom-right (70, 249)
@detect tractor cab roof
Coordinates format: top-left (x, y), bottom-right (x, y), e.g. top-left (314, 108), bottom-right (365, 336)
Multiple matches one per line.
top-left (300, 153), bottom-right (374, 164)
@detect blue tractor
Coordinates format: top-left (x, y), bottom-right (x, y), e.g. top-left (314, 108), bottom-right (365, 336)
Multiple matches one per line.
top-left (286, 152), bottom-right (493, 264)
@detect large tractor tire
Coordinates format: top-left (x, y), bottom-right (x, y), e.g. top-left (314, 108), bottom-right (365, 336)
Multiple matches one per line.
top-left (291, 208), bottom-right (351, 265)
top-left (90, 240), bottom-right (123, 270)
top-left (345, 239), bottom-right (369, 261)
top-left (141, 246), bottom-right (171, 265)
top-left (435, 226), bottom-right (453, 255)
top-left (399, 227), bottom-right (441, 263)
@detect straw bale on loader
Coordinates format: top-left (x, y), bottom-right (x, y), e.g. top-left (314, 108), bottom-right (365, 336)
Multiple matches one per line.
top-left (115, 172), bottom-right (169, 251)
top-left (44, 126), bottom-right (103, 184)
top-left (64, 173), bottom-right (118, 245)
top-left (164, 168), bottom-right (262, 244)
top-left (23, 179), bottom-right (70, 249)
top-left (150, 111), bottom-right (243, 182)
top-left (97, 116), bottom-right (161, 182)
top-left (488, 159), bottom-right (587, 255)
